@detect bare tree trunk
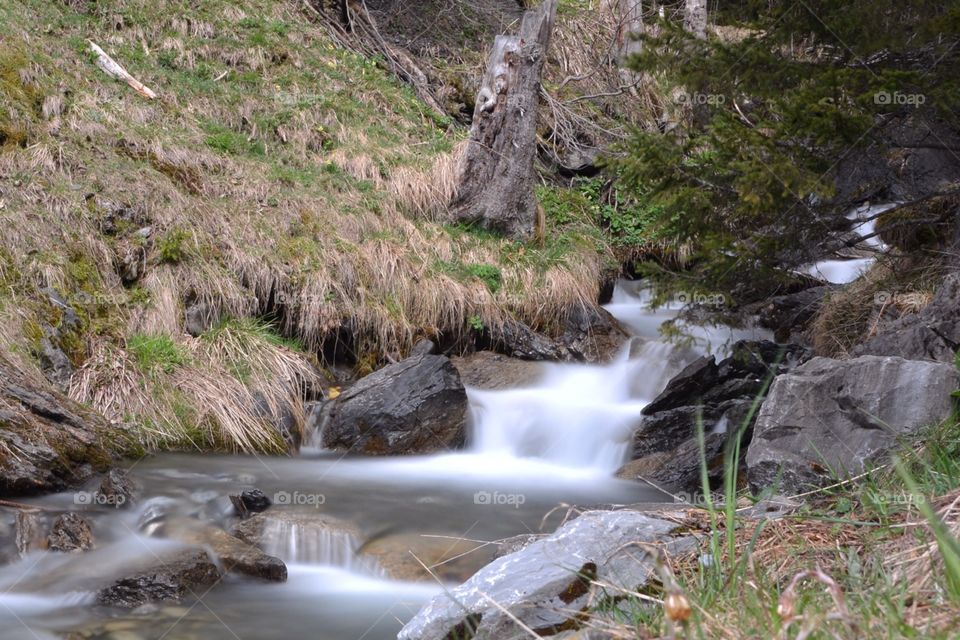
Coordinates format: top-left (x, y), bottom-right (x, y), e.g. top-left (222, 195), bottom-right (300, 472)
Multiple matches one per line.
top-left (450, 0), bottom-right (558, 239)
top-left (684, 0), bottom-right (707, 38)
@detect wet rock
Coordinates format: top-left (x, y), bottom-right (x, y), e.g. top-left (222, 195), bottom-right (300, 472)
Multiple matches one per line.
top-left (0, 354), bottom-right (133, 496)
top-left (318, 354), bottom-right (468, 455)
top-left (641, 355), bottom-right (719, 415)
top-left (492, 320), bottom-right (577, 361)
top-left (558, 303), bottom-right (630, 363)
top-left (362, 532), bottom-right (494, 583)
top-left (747, 355), bottom-right (960, 494)
top-left (48, 512), bottom-right (95, 552)
top-left (410, 338), bottom-right (438, 357)
top-left (96, 549), bottom-right (222, 608)
top-left (97, 469), bottom-right (137, 509)
top-left (230, 488), bottom-right (271, 518)
top-left (398, 510), bottom-right (696, 640)
top-left (15, 510), bottom-right (47, 555)
top-left (754, 285), bottom-right (832, 343)
top-left (451, 351), bottom-right (543, 390)
top-left (620, 341), bottom-right (810, 493)
top-left (855, 273), bottom-right (960, 363)
top-left (170, 523), bottom-right (287, 582)
top-left (618, 430), bottom-right (730, 493)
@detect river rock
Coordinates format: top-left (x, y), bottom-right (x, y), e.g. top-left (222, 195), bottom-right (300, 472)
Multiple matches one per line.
top-left (15, 510), bottom-right (47, 555)
top-left (318, 354), bottom-right (467, 455)
top-left (398, 510), bottom-right (696, 640)
top-left (754, 285), bottom-right (832, 343)
top-left (48, 512), bottom-right (95, 552)
top-left (746, 355), bottom-right (960, 494)
top-left (237, 489), bottom-right (272, 514)
top-left (451, 351), bottom-right (543, 389)
top-left (619, 341), bottom-right (809, 493)
top-left (96, 549), bottom-right (222, 608)
top-left (0, 354), bottom-right (133, 496)
top-left (855, 272), bottom-right (960, 363)
top-left (170, 523), bottom-right (287, 581)
top-left (492, 320), bottom-right (577, 361)
top-left (361, 532), bottom-right (495, 583)
top-left (97, 469), bottom-right (137, 509)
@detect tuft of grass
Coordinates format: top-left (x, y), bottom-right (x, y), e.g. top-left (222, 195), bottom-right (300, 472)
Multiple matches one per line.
top-left (126, 333), bottom-right (188, 374)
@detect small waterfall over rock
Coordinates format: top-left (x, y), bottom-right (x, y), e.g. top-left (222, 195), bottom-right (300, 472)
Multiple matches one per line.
top-left (260, 515), bottom-right (386, 577)
top-left (464, 284), bottom-right (699, 473)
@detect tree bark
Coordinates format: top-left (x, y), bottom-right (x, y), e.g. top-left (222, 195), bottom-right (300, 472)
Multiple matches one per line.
top-left (684, 0), bottom-right (707, 39)
top-left (450, 0), bottom-right (558, 239)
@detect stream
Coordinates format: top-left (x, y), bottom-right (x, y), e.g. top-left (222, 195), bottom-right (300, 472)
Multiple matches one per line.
top-left (0, 282), bottom-right (773, 640)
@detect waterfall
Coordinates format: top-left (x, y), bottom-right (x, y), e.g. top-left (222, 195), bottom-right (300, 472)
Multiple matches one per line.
top-left (260, 516), bottom-right (386, 577)
top-left (464, 284), bottom-right (697, 473)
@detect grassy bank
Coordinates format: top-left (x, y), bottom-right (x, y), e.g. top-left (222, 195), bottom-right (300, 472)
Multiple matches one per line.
top-left (580, 416), bottom-right (960, 639)
top-left (0, 0), bottom-right (616, 451)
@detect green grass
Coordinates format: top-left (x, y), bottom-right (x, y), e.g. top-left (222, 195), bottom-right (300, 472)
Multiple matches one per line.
top-left (588, 372), bottom-right (960, 639)
top-left (127, 333), bottom-right (189, 374)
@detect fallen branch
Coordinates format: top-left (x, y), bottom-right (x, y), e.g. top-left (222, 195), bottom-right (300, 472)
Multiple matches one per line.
top-left (89, 41), bottom-right (157, 99)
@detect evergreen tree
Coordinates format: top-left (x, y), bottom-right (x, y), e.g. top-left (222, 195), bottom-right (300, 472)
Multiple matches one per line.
top-left (612, 0), bottom-right (960, 300)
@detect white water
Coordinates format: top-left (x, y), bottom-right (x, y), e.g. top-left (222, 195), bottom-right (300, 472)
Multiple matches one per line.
top-left (0, 279), bottom-right (777, 639)
top-left (261, 515), bottom-right (386, 576)
top-left (462, 280), bottom-right (773, 473)
top-left (804, 202), bottom-right (896, 284)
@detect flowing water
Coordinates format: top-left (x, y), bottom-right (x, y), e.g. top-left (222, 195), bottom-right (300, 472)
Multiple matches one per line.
top-left (803, 202), bottom-right (896, 284)
top-left (0, 282), bottom-right (777, 640)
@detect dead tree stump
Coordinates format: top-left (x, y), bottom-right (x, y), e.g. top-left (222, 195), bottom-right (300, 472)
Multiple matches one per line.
top-left (450, 0), bottom-right (558, 240)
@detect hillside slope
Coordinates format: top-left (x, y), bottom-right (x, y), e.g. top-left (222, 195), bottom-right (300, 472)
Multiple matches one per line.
top-left (0, 0), bottom-right (614, 452)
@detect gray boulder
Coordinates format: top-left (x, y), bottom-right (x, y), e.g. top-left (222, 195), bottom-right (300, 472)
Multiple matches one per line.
top-left (398, 510), bottom-right (695, 640)
top-left (855, 273), bottom-right (960, 363)
top-left (619, 341), bottom-right (809, 493)
top-left (318, 354), bottom-right (467, 455)
top-left (747, 355), bottom-right (959, 494)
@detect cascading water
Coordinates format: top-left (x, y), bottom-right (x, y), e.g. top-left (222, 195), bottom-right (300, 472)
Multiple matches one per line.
top-left (260, 515), bottom-right (386, 576)
top-left (0, 279), bottom-right (776, 640)
top-left (804, 202), bottom-right (895, 284)
top-left (466, 343), bottom-right (675, 472)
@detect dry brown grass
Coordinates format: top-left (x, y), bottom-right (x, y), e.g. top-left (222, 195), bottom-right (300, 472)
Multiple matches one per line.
top-left (808, 257), bottom-right (941, 358)
top-left (0, 0), bottom-right (611, 452)
top-left (70, 321), bottom-right (320, 452)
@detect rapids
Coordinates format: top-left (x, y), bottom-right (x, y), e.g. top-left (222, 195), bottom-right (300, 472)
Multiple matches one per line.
top-left (0, 281), bottom-right (775, 640)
